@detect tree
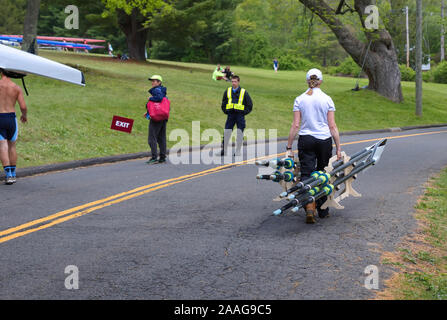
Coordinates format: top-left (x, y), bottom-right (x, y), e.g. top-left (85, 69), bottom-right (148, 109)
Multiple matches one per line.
top-left (102, 0), bottom-right (169, 61)
top-left (149, 0), bottom-right (236, 63)
top-left (0, 0), bottom-right (27, 34)
top-left (38, 0), bottom-right (128, 54)
top-left (298, 0), bottom-right (403, 102)
top-left (22, 0), bottom-right (41, 54)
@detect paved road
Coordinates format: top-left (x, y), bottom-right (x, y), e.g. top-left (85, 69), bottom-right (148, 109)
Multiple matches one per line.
top-left (0, 127), bottom-right (446, 299)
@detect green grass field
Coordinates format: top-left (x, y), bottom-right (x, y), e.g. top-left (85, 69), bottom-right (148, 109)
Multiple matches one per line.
top-left (12, 51), bottom-right (447, 167)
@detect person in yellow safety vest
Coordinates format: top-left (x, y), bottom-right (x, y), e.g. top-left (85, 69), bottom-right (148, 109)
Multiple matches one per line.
top-left (220, 75), bottom-right (253, 156)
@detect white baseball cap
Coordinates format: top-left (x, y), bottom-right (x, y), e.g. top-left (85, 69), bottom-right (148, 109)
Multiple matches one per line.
top-left (306, 68), bottom-right (323, 81)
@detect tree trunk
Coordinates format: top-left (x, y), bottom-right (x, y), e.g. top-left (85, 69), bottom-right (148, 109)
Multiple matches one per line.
top-left (299, 0), bottom-right (403, 103)
top-left (22, 0), bottom-right (41, 54)
top-left (117, 9), bottom-right (148, 61)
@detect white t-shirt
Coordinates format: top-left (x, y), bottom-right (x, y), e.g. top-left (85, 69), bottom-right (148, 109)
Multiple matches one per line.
top-left (293, 88), bottom-right (336, 140)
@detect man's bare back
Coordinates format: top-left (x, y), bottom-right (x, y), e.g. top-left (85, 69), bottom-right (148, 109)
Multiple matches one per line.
top-left (0, 74), bottom-right (27, 121)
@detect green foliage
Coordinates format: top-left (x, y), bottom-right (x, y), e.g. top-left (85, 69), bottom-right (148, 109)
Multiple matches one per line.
top-left (423, 69), bottom-right (435, 83)
top-left (433, 61), bottom-right (447, 84)
top-left (334, 57), bottom-right (361, 76)
top-left (150, 0), bottom-right (236, 63)
top-left (101, 0), bottom-right (167, 16)
top-left (277, 54), bottom-right (319, 71)
top-left (38, 1), bottom-right (128, 54)
top-left (399, 64), bottom-right (416, 82)
top-left (0, 0), bottom-right (26, 34)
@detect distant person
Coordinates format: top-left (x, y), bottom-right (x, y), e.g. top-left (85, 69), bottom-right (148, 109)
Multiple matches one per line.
top-left (220, 75), bottom-right (253, 156)
top-left (145, 75), bottom-right (168, 164)
top-left (273, 58), bottom-right (279, 72)
top-left (108, 42), bottom-right (114, 57)
top-left (213, 64), bottom-right (226, 81)
top-left (0, 69), bottom-right (28, 185)
top-left (224, 66), bottom-right (234, 81)
top-left (83, 40), bottom-right (89, 53)
top-left (286, 68), bottom-right (341, 224)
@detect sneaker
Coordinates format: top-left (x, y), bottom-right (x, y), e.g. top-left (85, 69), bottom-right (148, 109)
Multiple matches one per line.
top-left (158, 158), bottom-right (167, 164)
top-left (11, 176), bottom-right (17, 184)
top-left (5, 176), bottom-right (14, 185)
top-left (318, 208), bottom-right (330, 219)
top-left (146, 158), bottom-right (158, 164)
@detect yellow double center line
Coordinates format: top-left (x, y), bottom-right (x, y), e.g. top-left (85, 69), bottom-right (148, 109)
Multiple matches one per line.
top-left (0, 155), bottom-right (273, 244)
top-left (1, 129), bottom-right (446, 244)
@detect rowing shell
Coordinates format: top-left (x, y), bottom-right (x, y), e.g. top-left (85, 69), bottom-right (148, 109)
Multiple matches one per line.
top-left (0, 43), bottom-right (85, 86)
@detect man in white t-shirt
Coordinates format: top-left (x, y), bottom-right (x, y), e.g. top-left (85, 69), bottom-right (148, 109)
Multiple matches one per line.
top-left (286, 69), bottom-right (341, 224)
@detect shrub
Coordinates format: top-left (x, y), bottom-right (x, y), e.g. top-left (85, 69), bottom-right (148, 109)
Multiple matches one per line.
top-left (278, 54), bottom-right (320, 71)
top-left (334, 57), bottom-right (361, 76)
top-left (422, 70), bottom-right (434, 83)
top-left (326, 66), bottom-right (338, 76)
top-left (433, 61), bottom-right (447, 84)
top-left (399, 64), bottom-right (416, 81)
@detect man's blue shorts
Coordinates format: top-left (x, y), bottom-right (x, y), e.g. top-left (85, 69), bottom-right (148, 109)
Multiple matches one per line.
top-left (0, 113), bottom-right (18, 142)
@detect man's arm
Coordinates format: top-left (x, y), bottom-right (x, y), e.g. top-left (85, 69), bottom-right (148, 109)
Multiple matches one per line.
top-left (16, 87), bottom-right (27, 123)
top-left (221, 91), bottom-right (228, 114)
top-left (327, 111), bottom-right (341, 160)
top-left (243, 91), bottom-right (253, 115)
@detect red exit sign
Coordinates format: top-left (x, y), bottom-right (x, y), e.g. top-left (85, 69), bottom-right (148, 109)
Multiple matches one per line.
top-left (111, 116), bottom-right (134, 134)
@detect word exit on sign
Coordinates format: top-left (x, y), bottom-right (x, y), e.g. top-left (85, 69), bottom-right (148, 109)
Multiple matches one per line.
top-left (111, 116), bottom-right (134, 134)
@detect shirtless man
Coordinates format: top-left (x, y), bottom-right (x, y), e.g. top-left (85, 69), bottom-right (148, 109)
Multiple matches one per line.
top-left (0, 69), bottom-right (27, 185)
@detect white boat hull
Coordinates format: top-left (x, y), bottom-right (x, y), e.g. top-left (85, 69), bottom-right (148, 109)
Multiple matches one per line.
top-left (0, 44), bottom-right (85, 86)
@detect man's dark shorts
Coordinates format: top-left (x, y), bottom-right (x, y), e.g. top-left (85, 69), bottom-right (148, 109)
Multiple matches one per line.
top-left (0, 113), bottom-right (18, 142)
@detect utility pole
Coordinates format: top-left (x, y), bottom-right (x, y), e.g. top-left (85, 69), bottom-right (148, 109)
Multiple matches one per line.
top-left (442, 0), bottom-right (445, 61)
top-left (406, 6), bottom-right (410, 68)
top-left (415, 0), bottom-right (423, 116)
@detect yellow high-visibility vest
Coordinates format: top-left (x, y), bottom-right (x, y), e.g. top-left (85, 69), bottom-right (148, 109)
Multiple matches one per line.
top-left (226, 88), bottom-right (246, 111)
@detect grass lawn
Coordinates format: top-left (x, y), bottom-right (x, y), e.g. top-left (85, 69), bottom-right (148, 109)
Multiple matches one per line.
top-left (377, 168), bottom-right (447, 300)
top-left (11, 50), bottom-right (447, 168)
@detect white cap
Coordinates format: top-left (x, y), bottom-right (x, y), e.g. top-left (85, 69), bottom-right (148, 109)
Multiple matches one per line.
top-left (306, 68), bottom-right (323, 81)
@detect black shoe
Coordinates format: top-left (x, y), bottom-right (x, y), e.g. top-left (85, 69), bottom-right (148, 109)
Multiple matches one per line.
top-left (146, 158), bottom-right (158, 164)
top-left (318, 208), bottom-right (330, 219)
top-left (158, 157), bottom-right (167, 164)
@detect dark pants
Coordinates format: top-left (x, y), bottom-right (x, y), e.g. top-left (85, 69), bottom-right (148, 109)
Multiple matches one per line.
top-left (222, 113), bottom-right (246, 152)
top-left (225, 113), bottom-right (246, 131)
top-left (298, 135), bottom-right (333, 209)
top-left (148, 119), bottom-right (167, 159)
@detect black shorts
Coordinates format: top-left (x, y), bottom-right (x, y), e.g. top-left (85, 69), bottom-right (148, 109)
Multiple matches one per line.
top-left (298, 135), bottom-right (333, 180)
top-left (0, 113), bottom-right (18, 142)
